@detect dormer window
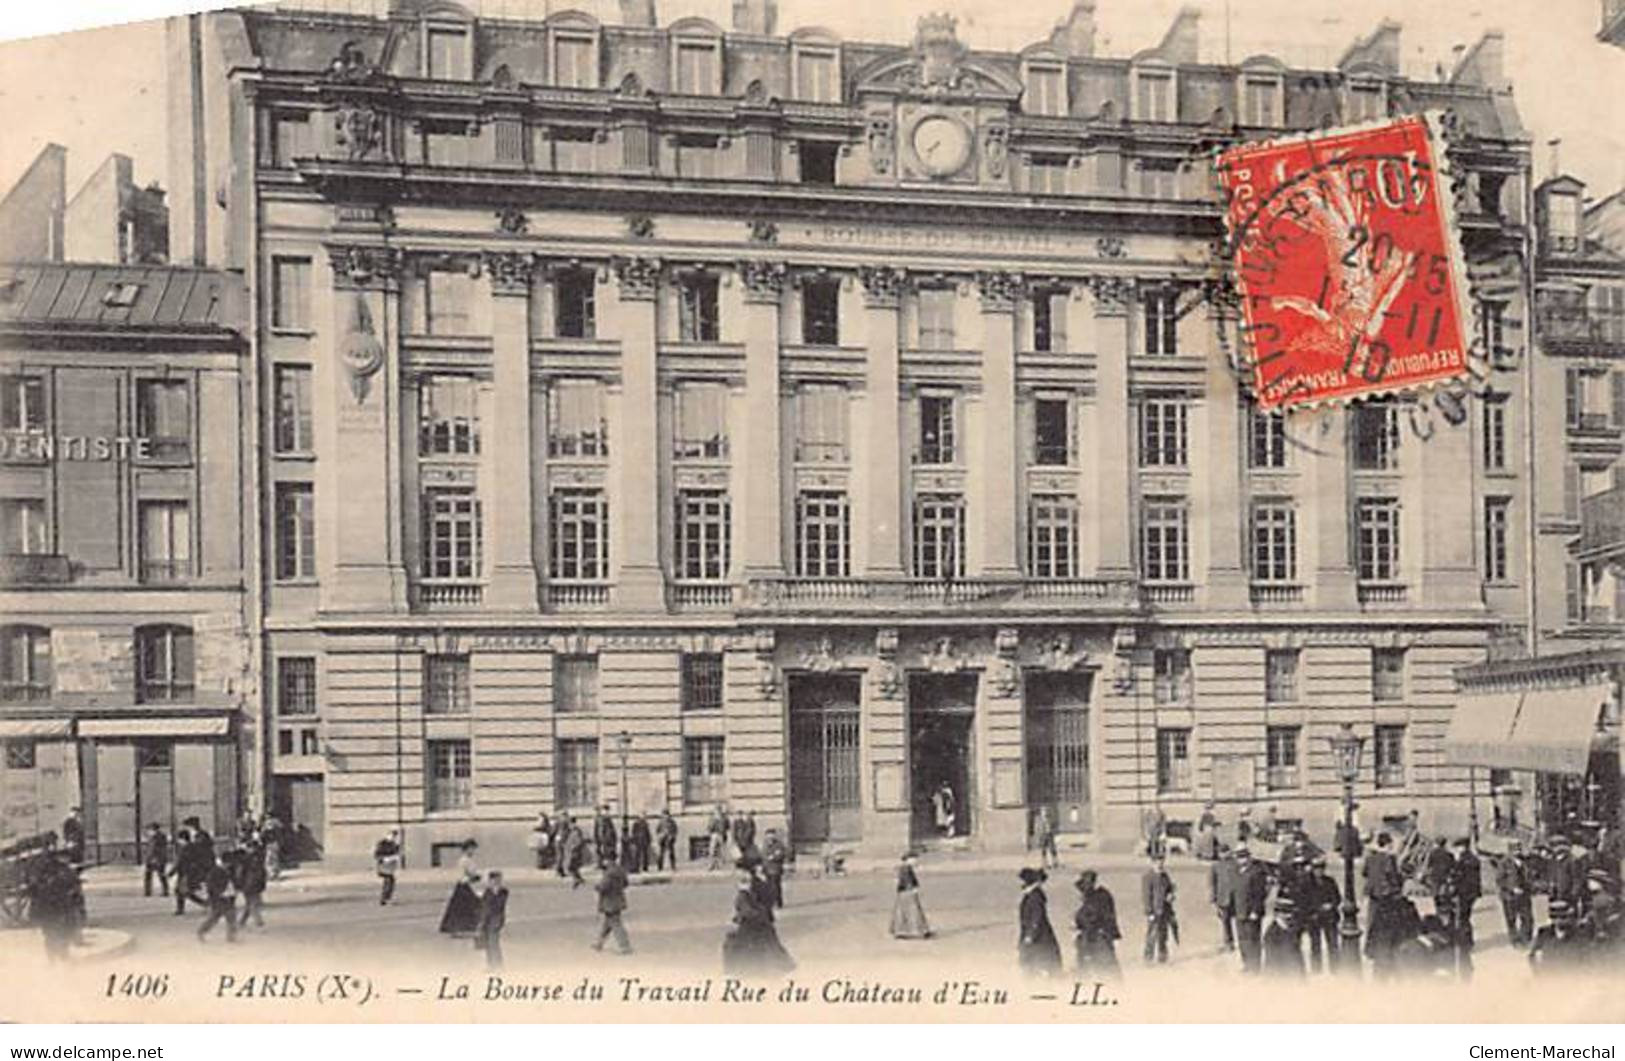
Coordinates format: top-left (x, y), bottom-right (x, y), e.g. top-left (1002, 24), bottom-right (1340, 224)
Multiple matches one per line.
top-left (1346, 77), bottom-right (1385, 122)
top-left (425, 22), bottom-right (472, 81)
top-left (1241, 74), bottom-right (1282, 127)
top-left (1548, 193), bottom-right (1582, 253)
top-left (1133, 64), bottom-right (1174, 122)
top-left (672, 26), bottom-right (722, 95)
top-left (552, 31), bottom-right (598, 88)
top-left (1023, 60), bottom-right (1067, 117)
top-left (793, 44), bottom-right (839, 103)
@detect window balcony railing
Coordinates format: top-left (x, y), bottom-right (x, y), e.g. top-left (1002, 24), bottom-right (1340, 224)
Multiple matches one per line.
top-left (673, 437), bottom-right (729, 461)
top-left (793, 441), bottom-right (848, 464)
top-left (1357, 582), bottom-right (1408, 607)
top-left (1144, 583), bottom-right (1195, 605)
top-left (670, 581), bottom-right (737, 609)
top-left (0, 553), bottom-right (72, 586)
top-left (1032, 445), bottom-right (1072, 467)
top-left (413, 580), bottom-right (485, 609)
top-left (139, 560), bottom-right (190, 585)
top-left (1569, 411), bottom-right (1620, 437)
top-left (546, 582), bottom-right (609, 608)
top-left (1249, 583), bottom-right (1304, 605)
top-left (1265, 766), bottom-right (1300, 791)
top-left (1576, 486), bottom-right (1625, 562)
top-left (0, 683), bottom-right (52, 704)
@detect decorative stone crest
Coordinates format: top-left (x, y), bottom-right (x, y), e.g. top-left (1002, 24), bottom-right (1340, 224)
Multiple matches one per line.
top-left (748, 219), bottom-right (779, 244)
top-left (618, 72), bottom-right (646, 97)
top-left (925, 636), bottom-right (964, 674)
top-left (866, 114), bottom-right (894, 175)
top-left (1095, 236), bottom-right (1127, 260)
top-left (612, 256), bottom-right (662, 301)
top-left (1039, 633), bottom-right (1089, 672)
top-left (739, 259), bottom-right (787, 303)
top-left (327, 40), bottom-right (380, 83)
top-left (858, 265), bottom-right (907, 309)
top-left (627, 214), bottom-right (656, 239)
top-left (800, 635), bottom-right (842, 673)
top-left (484, 251), bottom-right (535, 296)
top-left (1085, 274), bottom-right (1136, 316)
top-left (338, 293), bottom-right (385, 405)
top-left (976, 270), bottom-right (1023, 313)
top-left (989, 627), bottom-right (1021, 697)
top-left (328, 243), bottom-right (403, 289)
top-left (334, 104), bottom-right (385, 162)
top-left (981, 122), bottom-right (1009, 179)
top-left (753, 629), bottom-right (779, 700)
top-left (912, 13), bottom-right (967, 91)
top-left (872, 628), bottom-right (902, 700)
top-left (496, 207), bottom-right (529, 235)
top-left (743, 79), bottom-right (769, 106)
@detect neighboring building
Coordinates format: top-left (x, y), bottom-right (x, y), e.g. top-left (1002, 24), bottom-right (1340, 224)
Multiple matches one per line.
top-left (0, 145), bottom-right (67, 264)
top-left (0, 146), bottom-right (170, 267)
top-left (0, 261), bottom-right (250, 861)
top-left (174, 0), bottom-right (1535, 865)
top-left (1602, 0), bottom-right (1625, 49)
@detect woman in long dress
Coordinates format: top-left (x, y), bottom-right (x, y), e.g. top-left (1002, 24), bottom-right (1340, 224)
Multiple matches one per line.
top-left (890, 852), bottom-right (932, 939)
top-left (722, 860), bottom-right (795, 975)
top-left (1017, 867), bottom-right (1062, 976)
top-left (438, 839), bottom-right (482, 935)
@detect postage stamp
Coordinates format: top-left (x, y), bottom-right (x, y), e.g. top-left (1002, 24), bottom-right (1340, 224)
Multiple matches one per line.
top-left (1216, 115), bottom-right (1473, 411)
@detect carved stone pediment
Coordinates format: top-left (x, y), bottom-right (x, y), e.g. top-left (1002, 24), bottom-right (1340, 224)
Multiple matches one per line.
top-left (853, 14), bottom-right (1022, 100)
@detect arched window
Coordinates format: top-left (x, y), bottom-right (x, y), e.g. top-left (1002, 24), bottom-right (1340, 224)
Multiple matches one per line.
top-left (0, 625), bottom-right (51, 703)
top-left (135, 624), bottom-right (194, 704)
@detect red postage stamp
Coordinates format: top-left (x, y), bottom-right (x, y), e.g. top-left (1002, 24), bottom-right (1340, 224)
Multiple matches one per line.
top-left (1215, 115), bottom-right (1471, 411)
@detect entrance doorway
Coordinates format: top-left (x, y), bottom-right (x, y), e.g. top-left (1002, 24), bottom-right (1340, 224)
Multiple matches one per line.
top-left (1025, 672), bottom-right (1093, 834)
top-left (909, 673), bottom-right (977, 844)
top-left (788, 674), bottom-right (862, 847)
top-left (272, 775), bottom-right (326, 862)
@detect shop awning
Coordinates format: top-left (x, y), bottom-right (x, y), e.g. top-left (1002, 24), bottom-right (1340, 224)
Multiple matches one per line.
top-left (1500, 686), bottom-right (1610, 774)
top-left (0, 718), bottom-right (73, 739)
top-left (1443, 690), bottom-right (1525, 768)
top-left (78, 716), bottom-right (231, 739)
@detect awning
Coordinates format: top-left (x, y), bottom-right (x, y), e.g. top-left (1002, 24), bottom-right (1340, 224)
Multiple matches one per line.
top-left (0, 718), bottom-right (74, 740)
top-left (1501, 686), bottom-right (1609, 774)
top-left (1443, 690), bottom-right (1525, 768)
top-left (78, 716), bottom-right (231, 739)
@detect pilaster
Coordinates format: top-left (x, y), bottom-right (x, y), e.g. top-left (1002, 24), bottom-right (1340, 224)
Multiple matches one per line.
top-left (860, 266), bottom-right (906, 577)
top-left (610, 256), bottom-right (665, 610)
top-left (740, 260), bottom-right (786, 580)
top-left (483, 251), bottom-right (540, 610)
top-left (976, 271), bottom-right (1022, 576)
top-left (1087, 277), bottom-right (1134, 578)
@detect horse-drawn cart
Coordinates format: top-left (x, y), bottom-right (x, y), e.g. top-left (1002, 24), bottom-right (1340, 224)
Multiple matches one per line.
top-left (0, 832), bottom-right (60, 927)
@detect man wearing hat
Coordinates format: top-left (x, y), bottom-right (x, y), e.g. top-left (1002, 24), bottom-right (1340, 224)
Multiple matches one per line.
top-left (1528, 898), bottom-right (1586, 973)
top-left (1073, 869), bottom-right (1120, 977)
top-left (1495, 841), bottom-right (1534, 947)
top-left (1305, 855), bottom-right (1341, 972)
top-left (373, 828), bottom-right (403, 906)
top-left (1140, 852), bottom-right (1176, 964)
top-left (1208, 847), bottom-right (1240, 951)
top-left (1234, 845), bottom-right (1268, 973)
top-left (1017, 868), bottom-right (1062, 976)
top-left (1362, 831), bottom-right (1403, 972)
top-left (1262, 896), bottom-right (1305, 977)
top-left (592, 853), bottom-right (633, 955)
top-left (1439, 837), bottom-right (1482, 979)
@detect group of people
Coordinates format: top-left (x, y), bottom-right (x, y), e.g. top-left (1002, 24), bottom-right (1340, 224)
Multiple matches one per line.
top-left (1506, 832), bottom-right (1624, 971)
top-left (15, 830), bottom-right (86, 962)
top-left (525, 808), bottom-right (685, 883)
top-left (148, 817), bottom-right (271, 942)
top-left (434, 840), bottom-right (511, 968)
top-left (1015, 865), bottom-right (1124, 978)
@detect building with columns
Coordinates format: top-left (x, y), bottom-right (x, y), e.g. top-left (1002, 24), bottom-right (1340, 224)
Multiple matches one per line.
top-left (170, 0), bottom-right (1540, 864)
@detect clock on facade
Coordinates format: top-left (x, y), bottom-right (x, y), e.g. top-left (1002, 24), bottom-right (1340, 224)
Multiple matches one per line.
top-left (910, 114), bottom-right (972, 178)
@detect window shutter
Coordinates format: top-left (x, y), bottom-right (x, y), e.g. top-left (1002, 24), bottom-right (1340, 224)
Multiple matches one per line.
top-left (1566, 562), bottom-right (1581, 621)
top-left (1566, 368), bottom-right (1581, 427)
top-left (1612, 371), bottom-right (1625, 428)
top-left (1564, 463), bottom-right (1581, 521)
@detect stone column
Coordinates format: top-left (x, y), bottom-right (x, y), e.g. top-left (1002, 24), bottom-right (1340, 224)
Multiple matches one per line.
top-left (1310, 408), bottom-right (1356, 610)
top-left (1417, 404), bottom-right (1485, 608)
top-left (610, 257), bottom-right (665, 610)
top-left (859, 266), bottom-right (906, 576)
top-left (319, 243), bottom-right (407, 613)
top-left (739, 260), bottom-right (786, 581)
top-left (976, 271), bottom-right (1023, 577)
top-left (1088, 277), bottom-right (1135, 578)
top-left (1198, 288), bottom-right (1248, 607)
top-left (482, 251), bottom-right (540, 611)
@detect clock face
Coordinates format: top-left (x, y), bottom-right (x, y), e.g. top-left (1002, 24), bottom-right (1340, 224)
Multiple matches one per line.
top-left (911, 115), bottom-right (972, 178)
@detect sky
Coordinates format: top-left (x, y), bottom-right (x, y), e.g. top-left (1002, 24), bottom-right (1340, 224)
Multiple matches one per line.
top-left (1, 0), bottom-right (1622, 206)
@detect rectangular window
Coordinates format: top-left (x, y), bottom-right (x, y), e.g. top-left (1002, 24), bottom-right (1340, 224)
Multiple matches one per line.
top-left (1243, 77), bottom-right (1279, 126)
top-left (426, 28), bottom-right (469, 80)
top-left (555, 269), bottom-right (596, 339)
top-left (421, 120), bottom-right (474, 167)
top-left (1138, 159), bottom-right (1179, 199)
top-left (0, 499), bottom-right (47, 555)
top-left (799, 141), bottom-right (839, 185)
top-left (3, 742), bottom-right (36, 769)
top-left (1143, 290), bottom-right (1179, 354)
top-left (1372, 648), bottom-right (1405, 702)
top-left (426, 739), bottom-right (472, 811)
top-left (795, 490), bottom-right (850, 577)
top-left (422, 489), bottom-right (481, 580)
top-left (676, 489), bottom-right (731, 581)
top-left (683, 736), bottom-right (727, 804)
top-left (552, 33), bottom-right (596, 88)
top-left (277, 658), bottom-right (317, 716)
top-left (1136, 70), bottom-right (1172, 121)
top-left (1251, 502), bottom-right (1297, 583)
top-left (138, 501), bottom-right (191, 583)
top-left (548, 379), bottom-right (608, 458)
top-left (274, 483), bottom-right (315, 580)
top-left (554, 655), bottom-right (598, 715)
top-left (1347, 81), bottom-right (1384, 122)
top-left (794, 384), bottom-right (847, 463)
top-left (424, 269), bottom-right (475, 335)
top-left (1596, 285), bottom-right (1625, 344)
top-left (674, 382), bottom-right (729, 460)
top-left (1027, 154), bottom-right (1070, 194)
top-left (548, 489), bottom-right (609, 581)
top-left (912, 494), bottom-right (965, 579)
top-left (1485, 497), bottom-right (1511, 582)
top-left (271, 257), bottom-right (310, 330)
top-left (794, 49), bottom-right (838, 103)
top-left (1265, 649), bottom-right (1299, 703)
top-left (917, 286), bottom-right (956, 350)
top-left (1249, 409), bottom-right (1288, 468)
top-left (681, 654), bottom-right (724, 712)
top-left (1032, 288), bottom-right (1068, 351)
top-left (0, 627), bottom-right (52, 703)
top-left (0, 376), bottom-right (45, 433)
top-left (1479, 299), bottom-right (1507, 361)
top-left (1355, 498), bottom-right (1401, 582)
top-left (1353, 403), bottom-right (1401, 470)
top-left (135, 626), bottom-right (194, 703)
top-left (1482, 397), bottom-right (1507, 470)
top-left (1139, 399), bottom-right (1188, 467)
top-left (801, 277), bottom-right (841, 346)
top-left (135, 379), bottom-right (192, 462)
top-left (553, 127), bottom-right (597, 172)
top-left (917, 394), bottom-right (956, 465)
top-left (1155, 727), bottom-right (1191, 792)
top-left (419, 375), bottom-right (480, 456)
top-left (1141, 499), bottom-right (1189, 583)
top-left (556, 738), bottom-right (599, 808)
top-left (1025, 65), bottom-right (1065, 116)
top-left (1153, 648), bottom-right (1192, 705)
top-left (274, 365), bottom-right (313, 453)
top-left (675, 134), bottom-right (722, 178)
top-left (677, 273), bottom-right (721, 342)
top-left (1374, 725), bottom-right (1406, 788)
top-left (424, 654), bottom-right (470, 715)
top-left (1027, 494), bottom-right (1077, 579)
top-left (1266, 725), bottom-right (1301, 790)
top-left (1548, 194), bottom-right (1581, 249)
top-left (1033, 398), bottom-right (1070, 466)
top-left (675, 41), bottom-right (719, 94)
top-left (270, 112), bottom-right (311, 169)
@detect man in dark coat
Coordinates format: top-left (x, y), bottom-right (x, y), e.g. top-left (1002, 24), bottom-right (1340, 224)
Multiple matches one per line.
top-left (1363, 831), bottom-right (1403, 976)
top-left (1209, 849), bottom-right (1240, 951)
top-left (1528, 899), bottom-right (1587, 973)
top-left (1423, 837), bottom-right (1453, 897)
top-left (1305, 856), bottom-right (1342, 972)
top-left (724, 859), bottom-right (795, 975)
top-left (1141, 852), bottom-right (1176, 964)
top-left (235, 840), bottom-right (269, 929)
top-left (60, 809), bottom-right (85, 864)
top-left (28, 854), bottom-right (83, 962)
top-left (1440, 837), bottom-right (1482, 979)
top-left (174, 827), bottom-right (213, 915)
top-left (1262, 896), bottom-right (1306, 977)
top-left (593, 807), bottom-right (618, 869)
top-left (1017, 867), bottom-right (1062, 976)
top-left (374, 828), bottom-right (402, 905)
top-left (656, 811), bottom-right (679, 872)
top-left (475, 871), bottom-right (509, 970)
top-left (197, 852), bottom-right (238, 942)
top-left (734, 810), bottom-right (758, 859)
top-left (630, 815), bottom-right (653, 874)
top-left (593, 856), bottom-right (633, 954)
top-left (1496, 842), bottom-right (1534, 946)
top-left (1073, 869), bottom-right (1121, 977)
top-left (761, 830), bottom-right (788, 909)
top-left (142, 823), bottom-right (170, 898)
top-left (1547, 840), bottom-right (1583, 913)
top-left (1234, 846), bottom-right (1269, 973)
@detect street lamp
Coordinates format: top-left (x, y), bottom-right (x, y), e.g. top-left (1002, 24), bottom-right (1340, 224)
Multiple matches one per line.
top-left (614, 730), bottom-right (633, 839)
top-left (1328, 722), bottom-right (1365, 973)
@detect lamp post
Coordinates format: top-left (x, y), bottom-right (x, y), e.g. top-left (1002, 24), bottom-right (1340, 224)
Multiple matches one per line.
top-left (1328, 723), bottom-right (1365, 973)
top-left (614, 730), bottom-right (633, 840)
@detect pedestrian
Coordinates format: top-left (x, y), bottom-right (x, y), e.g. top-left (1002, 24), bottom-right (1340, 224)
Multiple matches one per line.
top-left (707, 806), bottom-right (730, 870)
top-left (890, 851), bottom-right (931, 940)
top-left (1017, 867), bottom-right (1062, 977)
top-left (197, 852), bottom-right (239, 943)
top-left (1423, 836), bottom-right (1453, 898)
top-left (723, 858), bottom-right (795, 975)
top-left (28, 853), bottom-right (83, 963)
top-left (475, 871), bottom-right (509, 970)
top-left (1209, 847), bottom-right (1239, 952)
top-left (933, 783), bottom-right (957, 840)
top-left (1236, 807), bottom-right (1253, 845)
top-left (529, 813), bottom-right (553, 871)
top-left (1528, 898), bottom-right (1587, 974)
top-left (555, 814), bottom-right (574, 879)
top-left (1195, 802), bottom-right (1222, 860)
top-left (142, 823), bottom-right (170, 898)
top-left (734, 809), bottom-right (757, 860)
top-left (1363, 831), bottom-right (1404, 978)
top-left (593, 855), bottom-right (633, 955)
top-left (1142, 805), bottom-right (1168, 858)
top-left (1141, 852), bottom-right (1176, 964)
top-left (564, 818), bottom-right (587, 888)
top-left (1033, 806), bottom-right (1059, 869)
top-left (1256, 803), bottom-right (1278, 844)
top-left (261, 813), bottom-right (284, 879)
top-left (374, 828), bottom-right (402, 906)
top-left (1496, 841), bottom-right (1534, 947)
top-left (175, 825), bottom-right (213, 915)
top-left (761, 829), bottom-right (787, 909)
top-left (656, 810), bottom-right (679, 872)
top-left (1547, 839), bottom-right (1582, 912)
top-left (631, 814), bottom-right (652, 874)
top-left (1441, 837), bottom-right (1481, 979)
top-left (1262, 896), bottom-right (1305, 977)
top-left (60, 808), bottom-right (85, 864)
top-left (1305, 856), bottom-right (1341, 972)
top-left (1234, 845), bottom-right (1268, 973)
top-left (236, 840), bottom-right (268, 930)
top-left (1073, 869), bottom-right (1121, 978)
top-left (593, 806), bottom-right (618, 869)
top-left (438, 839), bottom-right (482, 936)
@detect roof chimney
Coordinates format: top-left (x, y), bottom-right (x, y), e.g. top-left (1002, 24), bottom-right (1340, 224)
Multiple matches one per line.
top-left (1548, 138), bottom-right (1562, 180)
top-left (732, 0), bottom-right (777, 35)
top-left (1338, 19), bottom-right (1402, 74)
top-left (1051, 1), bottom-right (1097, 58)
top-left (619, 0), bottom-right (657, 28)
top-left (1157, 6), bottom-right (1201, 65)
top-left (1450, 30), bottom-right (1509, 92)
